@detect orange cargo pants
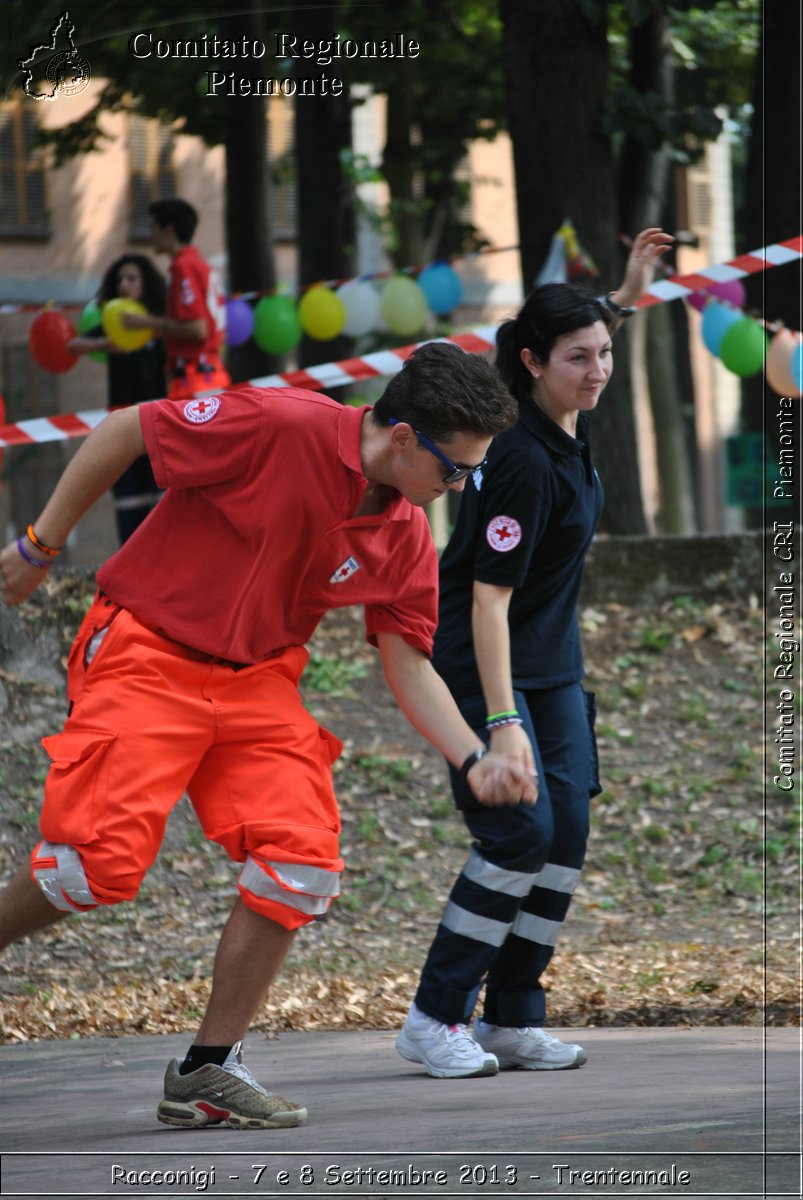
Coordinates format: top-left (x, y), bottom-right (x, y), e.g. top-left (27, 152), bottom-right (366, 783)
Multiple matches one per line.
top-left (31, 594), bottom-right (343, 930)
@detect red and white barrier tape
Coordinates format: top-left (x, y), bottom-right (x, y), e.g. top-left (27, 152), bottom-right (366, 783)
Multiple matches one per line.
top-left (0, 329), bottom-right (497, 448)
top-left (634, 235), bottom-right (802, 308)
top-left (2, 236), bottom-right (800, 448)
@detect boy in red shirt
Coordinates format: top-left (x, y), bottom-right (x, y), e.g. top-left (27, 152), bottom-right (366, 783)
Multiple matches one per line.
top-left (124, 198), bottom-right (230, 399)
top-left (0, 344), bottom-right (536, 1131)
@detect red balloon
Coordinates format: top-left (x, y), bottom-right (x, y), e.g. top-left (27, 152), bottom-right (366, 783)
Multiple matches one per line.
top-left (29, 309), bottom-right (78, 373)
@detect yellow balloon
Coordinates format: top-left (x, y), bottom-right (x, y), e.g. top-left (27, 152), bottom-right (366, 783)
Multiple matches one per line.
top-left (766, 329), bottom-right (803, 398)
top-left (298, 286), bottom-right (346, 341)
top-left (102, 297), bottom-right (153, 351)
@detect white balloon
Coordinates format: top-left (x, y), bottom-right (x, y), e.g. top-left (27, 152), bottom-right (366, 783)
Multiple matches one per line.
top-left (336, 280), bottom-right (381, 337)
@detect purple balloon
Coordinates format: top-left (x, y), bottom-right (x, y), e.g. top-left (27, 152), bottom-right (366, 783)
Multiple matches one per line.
top-left (687, 277), bottom-right (746, 313)
top-left (706, 278), bottom-right (746, 309)
top-left (226, 298), bottom-right (254, 347)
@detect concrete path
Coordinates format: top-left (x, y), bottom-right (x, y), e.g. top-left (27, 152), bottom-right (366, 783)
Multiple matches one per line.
top-left (0, 1027), bottom-right (799, 1199)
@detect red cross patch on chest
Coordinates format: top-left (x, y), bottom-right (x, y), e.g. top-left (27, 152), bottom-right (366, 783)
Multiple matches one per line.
top-left (330, 556), bottom-right (361, 584)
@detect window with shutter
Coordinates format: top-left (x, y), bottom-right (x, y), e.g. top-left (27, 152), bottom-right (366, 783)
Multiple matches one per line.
top-left (0, 101), bottom-right (51, 239)
top-left (128, 115), bottom-right (176, 240)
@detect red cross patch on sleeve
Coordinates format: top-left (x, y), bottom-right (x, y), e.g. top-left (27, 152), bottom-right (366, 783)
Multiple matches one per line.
top-left (183, 397), bottom-right (221, 424)
top-left (486, 514), bottom-right (522, 552)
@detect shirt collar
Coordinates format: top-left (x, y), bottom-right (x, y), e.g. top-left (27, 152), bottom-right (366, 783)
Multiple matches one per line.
top-left (337, 403), bottom-right (367, 474)
top-left (337, 405), bottom-right (413, 522)
top-left (517, 399), bottom-right (589, 456)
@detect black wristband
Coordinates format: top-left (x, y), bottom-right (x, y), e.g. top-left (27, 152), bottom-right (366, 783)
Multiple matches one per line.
top-left (460, 747), bottom-right (487, 781)
top-left (602, 292), bottom-right (636, 318)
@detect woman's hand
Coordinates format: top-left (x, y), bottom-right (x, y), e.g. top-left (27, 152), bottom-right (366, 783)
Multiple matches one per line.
top-left (612, 227), bottom-right (674, 308)
top-left (490, 722), bottom-right (537, 780)
top-left (468, 751), bottom-right (538, 807)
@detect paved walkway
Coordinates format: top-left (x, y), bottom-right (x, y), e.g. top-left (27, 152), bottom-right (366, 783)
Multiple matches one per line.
top-left (0, 1027), bottom-right (799, 1198)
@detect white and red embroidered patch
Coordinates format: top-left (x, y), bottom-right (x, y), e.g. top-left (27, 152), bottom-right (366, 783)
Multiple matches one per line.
top-left (330, 556), bottom-right (361, 584)
top-left (486, 514), bottom-right (522, 552)
top-left (183, 396), bottom-right (220, 424)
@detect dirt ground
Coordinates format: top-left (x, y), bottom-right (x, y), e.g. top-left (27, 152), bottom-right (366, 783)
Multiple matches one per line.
top-left (0, 572), bottom-right (797, 1042)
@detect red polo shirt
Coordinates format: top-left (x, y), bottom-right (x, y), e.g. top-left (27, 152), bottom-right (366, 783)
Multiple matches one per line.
top-left (165, 245), bottom-right (226, 372)
top-left (96, 389), bottom-right (438, 664)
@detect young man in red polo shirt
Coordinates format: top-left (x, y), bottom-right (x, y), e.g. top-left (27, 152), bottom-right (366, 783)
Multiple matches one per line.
top-left (124, 198), bottom-right (230, 399)
top-left (0, 343), bottom-right (536, 1131)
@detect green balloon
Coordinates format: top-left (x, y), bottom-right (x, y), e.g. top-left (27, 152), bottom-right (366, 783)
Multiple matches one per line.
top-left (78, 300), bottom-right (107, 363)
top-left (253, 295), bottom-right (302, 356)
top-left (719, 317), bottom-right (767, 377)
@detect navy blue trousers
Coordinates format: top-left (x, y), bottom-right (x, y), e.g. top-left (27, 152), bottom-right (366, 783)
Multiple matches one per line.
top-left (414, 682), bottom-right (599, 1027)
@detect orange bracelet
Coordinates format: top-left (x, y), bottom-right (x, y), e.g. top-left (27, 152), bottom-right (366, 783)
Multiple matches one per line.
top-left (26, 524), bottom-right (62, 557)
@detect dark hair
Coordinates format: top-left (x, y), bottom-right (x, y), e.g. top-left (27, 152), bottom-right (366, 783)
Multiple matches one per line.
top-left (97, 254), bottom-right (167, 315)
top-left (496, 282), bottom-right (615, 406)
top-left (148, 198), bottom-right (198, 244)
top-left (373, 342), bottom-right (517, 442)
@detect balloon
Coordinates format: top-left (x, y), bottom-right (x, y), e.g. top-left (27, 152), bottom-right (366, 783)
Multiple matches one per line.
top-left (102, 297), bottom-right (153, 351)
top-left (252, 294), bottom-right (301, 355)
top-left (701, 301), bottom-right (742, 357)
top-left (225, 298), bottom-right (254, 347)
top-left (791, 342), bottom-right (803, 393)
top-left (298, 286), bottom-right (346, 341)
top-left (336, 280), bottom-right (381, 337)
top-left (418, 263), bottom-right (463, 315)
top-left (687, 279), bottom-right (746, 314)
top-left (78, 300), bottom-right (107, 362)
top-left (719, 317), bottom-right (767, 377)
top-left (29, 309), bottom-right (78, 374)
top-left (766, 329), bottom-right (803, 398)
top-left (706, 278), bottom-right (746, 309)
top-left (380, 275), bottom-right (429, 337)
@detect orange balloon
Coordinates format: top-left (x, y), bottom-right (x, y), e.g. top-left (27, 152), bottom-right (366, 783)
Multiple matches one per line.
top-left (766, 329), bottom-right (802, 398)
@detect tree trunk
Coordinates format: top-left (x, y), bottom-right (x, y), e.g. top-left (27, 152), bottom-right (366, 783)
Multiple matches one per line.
top-left (218, 5), bottom-right (278, 383)
top-left (499, 0), bottom-right (646, 533)
top-left (741, 0), bottom-right (802, 529)
top-left (293, 0), bottom-right (356, 371)
top-left (618, 12), bottom-right (696, 533)
top-left (383, 53), bottom-right (426, 268)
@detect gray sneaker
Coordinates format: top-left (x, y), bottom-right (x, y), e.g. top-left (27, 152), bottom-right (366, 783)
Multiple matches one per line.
top-left (396, 1006), bottom-right (498, 1079)
top-left (156, 1041), bottom-right (308, 1129)
top-left (473, 1020), bottom-right (587, 1070)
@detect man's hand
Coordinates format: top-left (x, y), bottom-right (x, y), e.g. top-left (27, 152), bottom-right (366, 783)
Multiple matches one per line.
top-left (467, 750), bottom-right (538, 808)
top-left (0, 539), bottom-right (49, 606)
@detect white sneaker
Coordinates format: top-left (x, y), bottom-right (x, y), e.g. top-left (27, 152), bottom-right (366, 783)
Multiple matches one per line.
top-left (473, 1019), bottom-right (587, 1071)
top-left (396, 1006), bottom-right (498, 1078)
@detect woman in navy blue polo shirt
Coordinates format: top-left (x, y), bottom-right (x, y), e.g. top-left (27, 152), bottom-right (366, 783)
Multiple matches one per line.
top-left (397, 228), bottom-right (673, 1078)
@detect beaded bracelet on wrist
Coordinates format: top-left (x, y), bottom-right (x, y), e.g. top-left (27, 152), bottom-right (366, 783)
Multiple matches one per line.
top-left (486, 716), bottom-right (524, 732)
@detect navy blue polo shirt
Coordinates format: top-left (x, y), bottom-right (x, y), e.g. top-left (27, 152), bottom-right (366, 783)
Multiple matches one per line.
top-left (433, 401), bottom-right (604, 698)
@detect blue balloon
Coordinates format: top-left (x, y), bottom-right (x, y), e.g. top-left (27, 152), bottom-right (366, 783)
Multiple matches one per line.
top-left (418, 263), bottom-right (463, 315)
top-left (701, 301), bottom-right (742, 357)
top-left (792, 342), bottom-right (803, 392)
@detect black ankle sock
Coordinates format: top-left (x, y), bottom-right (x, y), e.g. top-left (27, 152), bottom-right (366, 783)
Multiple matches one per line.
top-left (179, 1044), bottom-right (233, 1075)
